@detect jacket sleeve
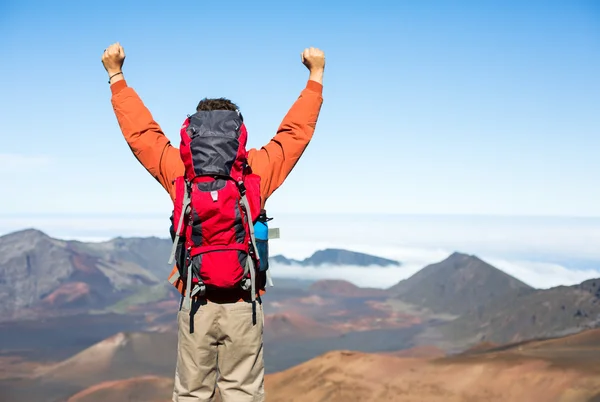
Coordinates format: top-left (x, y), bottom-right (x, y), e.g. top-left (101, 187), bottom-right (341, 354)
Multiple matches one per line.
top-left (110, 80), bottom-right (183, 200)
top-left (248, 80), bottom-right (324, 205)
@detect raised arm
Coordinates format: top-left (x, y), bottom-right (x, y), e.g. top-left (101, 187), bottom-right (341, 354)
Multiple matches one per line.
top-left (102, 43), bottom-right (183, 199)
top-left (248, 47), bottom-right (326, 204)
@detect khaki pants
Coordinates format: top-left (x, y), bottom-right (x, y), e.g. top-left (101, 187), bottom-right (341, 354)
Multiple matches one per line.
top-left (172, 298), bottom-right (265, 402)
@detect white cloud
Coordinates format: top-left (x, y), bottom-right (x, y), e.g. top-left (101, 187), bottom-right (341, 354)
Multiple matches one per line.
top-left (270, 249), bottom-right (600, 290)
top-left (263, 218), bottom-right (600, 289)
top-left (268, 240), bottom-right (449, 288)
top-left (271, 264), bottom-right (410, 289)
top-left (488, 258), bottom-right (600, 289)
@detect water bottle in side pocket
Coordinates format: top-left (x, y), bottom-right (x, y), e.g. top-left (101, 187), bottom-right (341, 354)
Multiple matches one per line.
top-left (254, 209), bottom-right (271, 272)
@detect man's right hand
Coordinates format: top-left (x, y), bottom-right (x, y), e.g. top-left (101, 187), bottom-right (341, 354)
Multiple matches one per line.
top-left (301, 47), bottom-right (325, 84)
top-left (102, 42), bottom-right (126, 83)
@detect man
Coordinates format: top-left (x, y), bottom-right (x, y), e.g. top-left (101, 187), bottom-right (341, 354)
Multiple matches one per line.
top-left (101, 42), bottom-right (325, 401)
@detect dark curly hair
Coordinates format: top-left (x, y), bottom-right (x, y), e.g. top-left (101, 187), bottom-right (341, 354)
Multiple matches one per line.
top-left (196, 97), bottom-right (239, 112)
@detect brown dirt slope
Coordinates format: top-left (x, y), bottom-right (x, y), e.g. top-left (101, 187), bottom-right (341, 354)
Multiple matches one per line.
top-left (265, 328), bottom-right (600, 402)
top-left (30, 329), bottom-right (600, 402)
top-left (383, 345), bottom-right (446, 359)
top-left (66, 375), bottom-right (173, 402)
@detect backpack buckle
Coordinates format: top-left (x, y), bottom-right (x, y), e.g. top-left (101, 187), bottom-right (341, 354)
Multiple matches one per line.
top-left (191, 283), bottom-right (206, 297)
top-left (258, 209), bottom-right (273, 222)
top-left (241, 277), bottom-right (251, 291)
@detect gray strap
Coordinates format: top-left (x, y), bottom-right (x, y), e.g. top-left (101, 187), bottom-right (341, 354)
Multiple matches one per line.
top-left (266, 269), bottom-right (274, 287)
top-left (251, 263), bottom-right (255, 302)
top-left (246, 257), bottom-right (256, 302)
top-left (168, 270), bottom-right (180, 285)
top-left (240, 194), bottom-right (260, 262)
top-left (168, 187), bottom-right (191, 265)
top-left (239, 193), bottom-right (260, 289)
top-left (182, 262), bottom-right (193, 311)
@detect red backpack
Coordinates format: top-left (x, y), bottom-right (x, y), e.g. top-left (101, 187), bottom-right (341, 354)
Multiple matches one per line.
top-left (166, 109), bottom-right (268, 310)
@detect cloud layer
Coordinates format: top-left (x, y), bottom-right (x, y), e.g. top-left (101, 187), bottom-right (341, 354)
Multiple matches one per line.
top-left (269, 253), bottom-right (600, 290)
top-left (1, 214), bottom-right (599, 290)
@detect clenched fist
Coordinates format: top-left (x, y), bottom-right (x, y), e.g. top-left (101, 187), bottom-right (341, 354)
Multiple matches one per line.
top-left (101, 42), bottom-right (126, 77)
top-left (301, 47), bottom-right (325, 72)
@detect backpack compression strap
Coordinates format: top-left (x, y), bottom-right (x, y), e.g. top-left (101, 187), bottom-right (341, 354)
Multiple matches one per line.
top-left (238, 185), bottom-right (258, 302)
top-left (166, 182), bottom-right (206, 310)
top-left (168, 182), bottom-right (191, 288)
top-left (167, 182), bottom-right (191, 267)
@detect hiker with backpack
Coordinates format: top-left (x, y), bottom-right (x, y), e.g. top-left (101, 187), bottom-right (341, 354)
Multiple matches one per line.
top-left (101, 42), bottom-right (325, 401)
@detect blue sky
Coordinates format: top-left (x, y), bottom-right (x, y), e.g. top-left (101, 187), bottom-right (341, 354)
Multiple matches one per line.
top-left (1, 0), bottom-right (599, 217)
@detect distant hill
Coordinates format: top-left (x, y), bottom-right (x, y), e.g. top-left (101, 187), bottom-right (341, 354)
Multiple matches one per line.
top-left (0, 332), bottom-right (178, 402)
top-left (389, 252), bottom-right (534, 316)
top-left (74, 236), bottom-right (174, 280)
top-left (442, 277), bottom-right (600, 347)
top-left (0, 228), bottom-right (404, 321)
top-left (0, 229), bottom-right (164, 321)
top-left (39, 332), bottom-right (177, 387)
top-left (271, 248), bottom-right (401, 267)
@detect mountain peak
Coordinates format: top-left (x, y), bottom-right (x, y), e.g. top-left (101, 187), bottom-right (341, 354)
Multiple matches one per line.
top-left (447, 251), bottom-right (471, 260)
top-left (0, 228), bottom-right (57, 267)
top-left (442, 251), bottom-right (484, 267)
top-left (0, 228), bottom-right (51, 242)
top-left (390, 252), bottom-right (534, 315)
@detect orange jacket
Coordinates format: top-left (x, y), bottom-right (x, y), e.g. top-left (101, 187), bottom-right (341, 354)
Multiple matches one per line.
top-left (110, 79), bottom-right (323, 300)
